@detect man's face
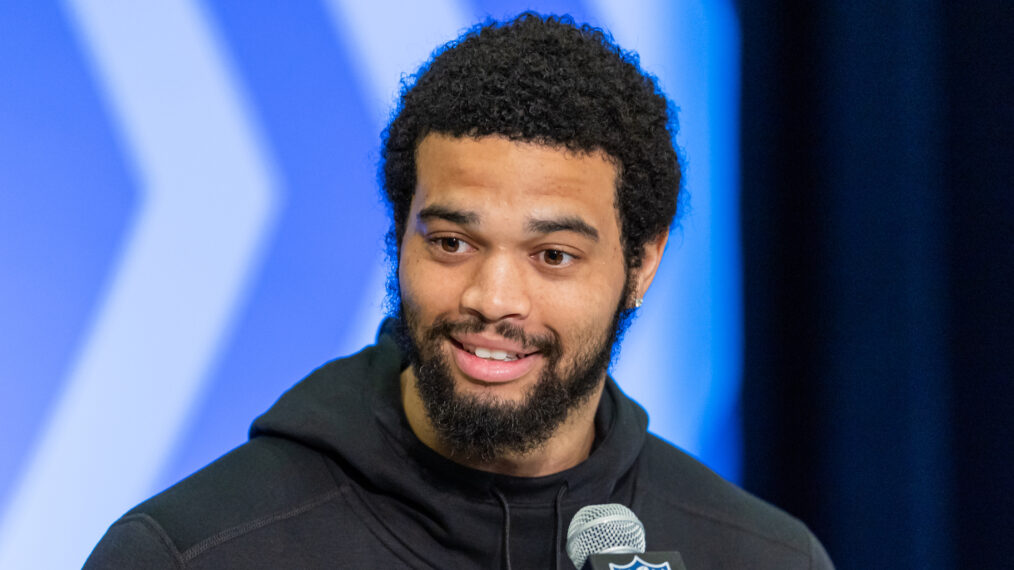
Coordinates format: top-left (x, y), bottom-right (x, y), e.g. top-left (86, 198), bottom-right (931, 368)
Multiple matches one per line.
top-left (396, 133), bottom-right (632, 460)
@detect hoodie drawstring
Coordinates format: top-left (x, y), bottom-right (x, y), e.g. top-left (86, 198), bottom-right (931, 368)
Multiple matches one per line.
top-left (553, 483), bottom-right (569, 570)
top-left (493, 482), bottom-right (570, 570)
top-left (492, 488), bottom-right (513, 570)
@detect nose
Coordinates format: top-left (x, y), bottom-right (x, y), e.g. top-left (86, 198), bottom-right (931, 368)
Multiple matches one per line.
top-left (460, 251), bottom-right (532, 322)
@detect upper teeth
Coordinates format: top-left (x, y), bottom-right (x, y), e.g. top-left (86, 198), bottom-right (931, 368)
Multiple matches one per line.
top-left (472, 347), bottom-right (518, 361)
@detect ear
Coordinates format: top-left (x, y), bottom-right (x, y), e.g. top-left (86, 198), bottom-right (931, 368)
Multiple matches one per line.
top-left (630, 229), bottom-right (669, 307)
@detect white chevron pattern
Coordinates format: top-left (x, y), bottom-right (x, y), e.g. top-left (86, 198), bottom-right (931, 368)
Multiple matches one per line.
top-left (0, 1), bottom-right (280, 567)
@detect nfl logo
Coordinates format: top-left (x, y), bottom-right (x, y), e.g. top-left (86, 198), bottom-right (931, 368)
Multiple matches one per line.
top-left (609, 555), bottom-right (672, 570)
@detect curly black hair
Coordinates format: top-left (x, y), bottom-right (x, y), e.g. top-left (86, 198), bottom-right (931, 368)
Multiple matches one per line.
top-left (381, 12), bottom-right (682, 269)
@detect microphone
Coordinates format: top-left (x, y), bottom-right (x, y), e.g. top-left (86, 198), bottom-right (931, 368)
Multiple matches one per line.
top-left (566, 504), bottom-right (685, 570)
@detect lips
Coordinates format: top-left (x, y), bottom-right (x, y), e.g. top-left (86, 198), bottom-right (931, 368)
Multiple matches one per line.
top-left (448, 336), bottom-right (542, 384)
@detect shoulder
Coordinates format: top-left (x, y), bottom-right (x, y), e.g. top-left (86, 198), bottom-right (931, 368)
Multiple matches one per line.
top-left (633, 435), bottom-right (833, 569)
top-left (85, 436), bottom-right (342, 568)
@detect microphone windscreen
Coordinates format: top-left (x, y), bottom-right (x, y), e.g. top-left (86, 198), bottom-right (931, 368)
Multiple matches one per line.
top-left (566, 503), bottom-right (646, 569)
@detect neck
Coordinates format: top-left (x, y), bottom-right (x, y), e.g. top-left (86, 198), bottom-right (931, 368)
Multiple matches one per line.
top-left (400, 367), bottom-right (604, 477)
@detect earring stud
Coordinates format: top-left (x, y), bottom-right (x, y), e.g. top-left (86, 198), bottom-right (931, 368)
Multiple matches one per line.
top-left (634, 297), bottom-right (643, 308)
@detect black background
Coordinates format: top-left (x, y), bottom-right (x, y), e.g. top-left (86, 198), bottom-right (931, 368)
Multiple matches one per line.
top-left (737, 2), bottom-right (1013, 568)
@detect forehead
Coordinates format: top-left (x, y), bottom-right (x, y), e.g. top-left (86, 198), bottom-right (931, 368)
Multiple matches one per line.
top-left (413, 134), bottom-right (620, 233)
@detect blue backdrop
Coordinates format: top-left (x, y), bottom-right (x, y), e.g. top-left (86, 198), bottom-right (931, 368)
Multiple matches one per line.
top-left (0, 2), bottom-right (740, 567)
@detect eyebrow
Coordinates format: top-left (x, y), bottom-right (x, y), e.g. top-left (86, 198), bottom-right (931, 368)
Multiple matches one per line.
top-left (417, 204), bottom-right (599, 242)
top-left (417, 205), bottom-right (479, 226)
top-left (527, 216), bottom-right (599, 241)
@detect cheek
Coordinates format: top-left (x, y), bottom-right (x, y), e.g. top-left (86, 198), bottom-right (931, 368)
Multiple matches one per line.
top-left (397, 247), bottom-right (427, 313)
top-left (553, 259), bottom-right (626, 309)
top-left (533, 269), bottom-right (625, 337)
top-left (398, 247), bottom-right (461, 319)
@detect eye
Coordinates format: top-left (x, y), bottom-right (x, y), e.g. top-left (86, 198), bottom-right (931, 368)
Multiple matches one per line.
top-left (539, 249), bottom-right (576, 267)
top-left (439, 237), bottom-right (462, 253)
top-left (430, 236), bottom-right (474, 255)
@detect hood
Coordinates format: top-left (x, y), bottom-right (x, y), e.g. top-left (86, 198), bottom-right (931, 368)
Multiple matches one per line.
top-left (251, 319), bottom-right (650, 569)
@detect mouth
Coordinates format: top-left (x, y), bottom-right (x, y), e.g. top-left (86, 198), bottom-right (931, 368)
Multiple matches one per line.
top-left (447, 337), bottom-right (542, 384)
top-left (452, 339), bottom-right (533, 361)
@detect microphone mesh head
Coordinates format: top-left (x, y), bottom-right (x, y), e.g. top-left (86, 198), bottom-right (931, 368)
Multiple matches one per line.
top-left (566, 503), bottom-right (645, 569)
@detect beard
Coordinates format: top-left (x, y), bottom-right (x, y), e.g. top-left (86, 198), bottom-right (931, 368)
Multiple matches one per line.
top-left (392, 282), bottom-right (635, 463)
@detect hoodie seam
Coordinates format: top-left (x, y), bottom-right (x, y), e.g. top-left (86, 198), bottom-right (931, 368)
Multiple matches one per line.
top-left (640, 485), bottom-right (811, 557)
top-left (179, 489), bottom-right (341, 563)
top-left (115, 513), bottom-right (185, 569)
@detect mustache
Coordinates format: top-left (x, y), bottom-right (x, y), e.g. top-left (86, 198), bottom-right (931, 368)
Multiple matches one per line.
top-left (425, 316), bottom-right (562, 360)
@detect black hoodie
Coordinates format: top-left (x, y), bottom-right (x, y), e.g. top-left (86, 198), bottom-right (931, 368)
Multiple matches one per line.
top-left (86, 322), bottom-right (833, 569)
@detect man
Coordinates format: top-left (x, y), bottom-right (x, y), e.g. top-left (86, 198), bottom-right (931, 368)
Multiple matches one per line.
top-left (87, 13), bottom-right (832, 569)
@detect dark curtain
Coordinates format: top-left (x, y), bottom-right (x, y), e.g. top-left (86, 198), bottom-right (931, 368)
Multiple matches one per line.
top-left (737, 2), bottom-right (1013, 568)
